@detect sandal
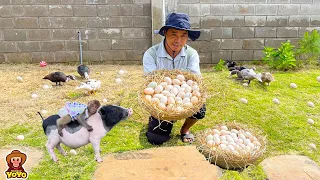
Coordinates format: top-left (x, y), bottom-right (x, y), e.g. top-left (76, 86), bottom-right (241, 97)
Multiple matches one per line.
top-left (180, 133), bottom-right (194, 143)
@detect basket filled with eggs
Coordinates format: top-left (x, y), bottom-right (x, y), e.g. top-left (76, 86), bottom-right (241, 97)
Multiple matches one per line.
top-left (195, 122), bottom-right (267, 170)
top-left (139, 69), bottom-right (207, 120)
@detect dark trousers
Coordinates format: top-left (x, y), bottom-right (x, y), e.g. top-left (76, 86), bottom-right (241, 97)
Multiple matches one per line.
top-left (146, 104), bottom-right (206, 145)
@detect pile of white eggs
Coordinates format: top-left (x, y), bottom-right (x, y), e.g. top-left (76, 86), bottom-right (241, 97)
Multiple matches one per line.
top-left (205, 126), bottom-right (262, 155)
top-left (143, 74), bottom-right (201, 112)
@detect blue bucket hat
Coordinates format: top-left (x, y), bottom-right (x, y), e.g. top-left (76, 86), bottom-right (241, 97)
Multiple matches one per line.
top-left (155, 13), bottom-right (201, 41)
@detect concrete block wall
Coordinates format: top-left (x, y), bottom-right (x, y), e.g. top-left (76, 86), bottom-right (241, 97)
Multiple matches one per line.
top-left (167, 0), bottom-right (320, 64)
top-left (0, 0), bottom-right (151, 63)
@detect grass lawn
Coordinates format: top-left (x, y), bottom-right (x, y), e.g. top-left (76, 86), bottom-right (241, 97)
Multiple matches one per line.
top-left (0, 63), bottom-right (319, 180)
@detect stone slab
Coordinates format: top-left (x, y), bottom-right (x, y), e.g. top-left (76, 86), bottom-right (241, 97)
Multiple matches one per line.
top-left (94, 146), bottom-right (221, 180)
top-left (260, 155), bottom-right (320, 180)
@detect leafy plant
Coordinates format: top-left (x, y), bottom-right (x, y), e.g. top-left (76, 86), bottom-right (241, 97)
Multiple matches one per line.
top-left (262, 41), bottom-right (296, 71)
top-left (213, 59), bottom-right (226, 71)
top-left (296, 30), bottom-right (320, 65)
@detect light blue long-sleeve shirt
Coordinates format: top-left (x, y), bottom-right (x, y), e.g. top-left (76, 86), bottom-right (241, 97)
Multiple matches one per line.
top-left (143, 41), bottom-right (201, 75)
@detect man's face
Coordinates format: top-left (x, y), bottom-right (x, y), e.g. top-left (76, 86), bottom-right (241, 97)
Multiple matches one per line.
top-left (164, 28), bottom-right (188, 52)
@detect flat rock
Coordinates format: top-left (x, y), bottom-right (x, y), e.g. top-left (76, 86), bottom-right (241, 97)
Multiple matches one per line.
top-left (0, 146), bottom-right (43, 180)
top-left (94, 146), bottom-right (221, 180)
top-left (260, 155), bottom-right (320, 180)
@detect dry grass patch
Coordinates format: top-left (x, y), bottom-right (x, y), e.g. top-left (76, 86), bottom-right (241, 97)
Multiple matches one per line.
top-left (0, 63), bottom-right (148, 129)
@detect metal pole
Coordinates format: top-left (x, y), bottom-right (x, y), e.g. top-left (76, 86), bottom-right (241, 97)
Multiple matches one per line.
top-left (78, 31), bottom-right (83, 65)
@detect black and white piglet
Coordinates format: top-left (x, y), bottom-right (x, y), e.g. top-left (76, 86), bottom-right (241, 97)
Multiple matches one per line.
top-left (39, 105), bottom-right (133, 162)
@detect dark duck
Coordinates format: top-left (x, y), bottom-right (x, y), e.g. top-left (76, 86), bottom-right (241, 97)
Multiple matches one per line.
top-left (43, 72), bottom-right (75, 86)
top-left (77, 64), bottom-right (90, 80)
top-left (226, 60), bottom-right (247, 71)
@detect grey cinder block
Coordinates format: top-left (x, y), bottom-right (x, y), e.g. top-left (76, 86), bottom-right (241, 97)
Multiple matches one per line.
top-left (17, 41), bottom-right (41, 52)
top-left (0, 6), bottom-right (13, 17)
top-left (232, 50), bottom-right (254, 60)
top-left (265, 38), bottom-right (286, 48)
top-left (52, 29), bottom-right (76, 40)
top-left (111, 16), bottom-right (133, 27)
top-left (200, 4), bottom-right (210, 16)
top-left (233, 5), bottom-right (255, 15)
top-left (245, 16), bottom-right (266, 27)
top-left (291, 0), bottom-right (312, 3)
top-left (197, 29), bottom-right (211, 41)
top-left (278, 5), bottom-right (300, 15)
top-left (189, 4), bottom-right (200, 17)
top-left (212, 51), bottom-right (232, 63)
top-left (4, 29), bottom-right (27, 41)
top-left (28, 30), bottom-right (51, 41)
top-left (0, 41), bottom-right (16, 52)
top-left (133, 39), bottom-right (151, 50)
top-left (134, 16), bottom-right (151, 27)
top-left (49, 5), bottom-right (73, 17)
top-left (255, 27), bottom-right (277, 38)
top-left (83, 51), bottom-right (101, 62)
top-left (55, 51), bottom-right (79, 62)
top-left (61, 0), bottom-right (86, 4)
top-left (65, 40), bottom-right (88, 51)
top-left (121, 4), bottom-right (144, 16)
top-left (39, 17), bottom-right (63, 28)
top-left (31, 52), bottom-right (55, 62)
top-left (97, 5), bottom-right (110, 16)
top-left (88, 39), bottom-right (111, 50)
top-left (24, 5), bottom-right (48, 17)
top-left (233, 27), bottom-right (254, 38)
top-left (109, 5), bottom-right (121, 16)
top-left (201, 16), bottom-right (222, 28)
top-left (198, 53), bottom-right (212, 64)
top-left (255, 5), bottom-right (277, 15)
top-left (220, 39), bottom-right (243, 50)
top-left (101, 50), bottom-right (126, 61)
top-left (277, 27), bottom-right (298, 38)
top-left (73, 5), bottom-right (97, 16)
top-left (122, 28), bottom-right (147, 38)
top-left (254, 50), bottom-right (264, 60)
top-left (0, 53), bottom-right (5, 63)
top-left (289, 16), bottom-right (310, 27)
top-left (12, 6), bottom-right (25, 17)
top-left (266, 16), bottom-right (288, 27)
top-left (242, 39), bottom-right (264, 50)
top-left (210, 5), bottom-right (233, 15)
top-left (5, 53), bottom-right (31, 63)
top-left (301, 4), bottom-right (320, 15)
top-left (41, 41), bottom-right (65, 51)
top-left (222, 16), bottom-right (244, 27)
top-left (86, 0), bottom-right (106, 4)
top-left (98, 28), bottom-right (121, 39)
top-left (211, 27), bottom-right (232, 39)
top-left (14, 17), bottom-right (38, 29)
top-left (108, 0), bottom-right (133, 5)
top-left (63, 17), bottom-right (87, 28)
top-left (311, 16), bottom-right (320, 26)
top-left (0, 18), bottom-right (14, 28)
top-left (111, 39), bottom-right (133, 50)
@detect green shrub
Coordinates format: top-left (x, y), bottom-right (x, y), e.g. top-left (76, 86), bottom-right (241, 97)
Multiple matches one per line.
top-left (296, 30), bottom-right (320, 65)
top-left (262, 41), bottom-right (296, 71)
top-left (213, 59), bottom-right (226, 71)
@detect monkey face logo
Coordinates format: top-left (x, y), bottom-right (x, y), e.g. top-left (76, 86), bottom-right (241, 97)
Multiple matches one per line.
top-left (4, 150), bottom-right (28, 179)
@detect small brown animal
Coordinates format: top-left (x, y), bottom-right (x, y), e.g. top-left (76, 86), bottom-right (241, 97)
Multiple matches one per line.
top-left (260, 72), bottom-right (275, 86)
top-left (43, 72), bottom-right (75, 86)
top-left (57, 100), bottom-right (101, 136)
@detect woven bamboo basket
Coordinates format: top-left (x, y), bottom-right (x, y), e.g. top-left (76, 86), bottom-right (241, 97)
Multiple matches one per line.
top-left (195, 122), bottom-right (267, 170)
top-left (138, 69), bottom-right (207, 120)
